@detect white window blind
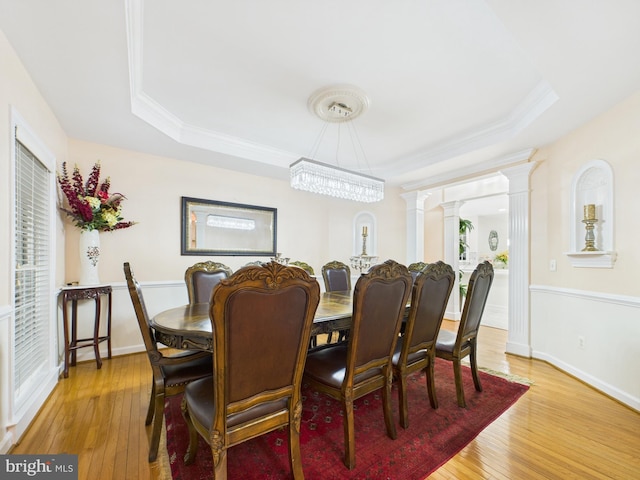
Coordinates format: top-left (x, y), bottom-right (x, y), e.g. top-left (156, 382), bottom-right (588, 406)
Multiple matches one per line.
top-left (14, 140), bottom-right (50, 399)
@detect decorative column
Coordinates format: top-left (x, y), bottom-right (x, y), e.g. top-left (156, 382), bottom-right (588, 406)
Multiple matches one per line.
top-left (441, 200), bottom-right (463, 320)
top-left (401, 191), bottom-right (430, 265)
top-left (500, 162), bottom-right (537, 357)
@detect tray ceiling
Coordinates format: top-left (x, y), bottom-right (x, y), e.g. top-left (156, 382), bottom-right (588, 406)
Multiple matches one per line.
top-left (1, 0), bottom-right (639, 188)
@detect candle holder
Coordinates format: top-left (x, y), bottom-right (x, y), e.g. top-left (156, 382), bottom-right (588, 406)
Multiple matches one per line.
top-left (350, 227), bottom-right (378, 273)
top-left (581, 218), bottom-right (598, 251)
top-left (581, 205), bottom-right (598, 251)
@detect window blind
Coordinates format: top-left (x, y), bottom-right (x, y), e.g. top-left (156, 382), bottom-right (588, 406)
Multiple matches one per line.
top-left (14, 140), bottom-right (50, 399)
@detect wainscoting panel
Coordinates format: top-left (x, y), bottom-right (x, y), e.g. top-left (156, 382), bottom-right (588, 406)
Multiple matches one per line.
top-left (60, 280), bottom-right (188, 365)
top-left (530, 285), bottom-right (640, 410)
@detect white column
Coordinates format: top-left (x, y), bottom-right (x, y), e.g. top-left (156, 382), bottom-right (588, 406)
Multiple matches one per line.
top-left (500, 162), bottom-right (537, 357)
top-left (401, 191), bottom-right (430, 264)
top-left (441, 200), bottom-right (463, 320)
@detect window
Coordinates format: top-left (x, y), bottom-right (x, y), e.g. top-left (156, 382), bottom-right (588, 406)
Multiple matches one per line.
top-left (12, 122), bottom-right (55, 411)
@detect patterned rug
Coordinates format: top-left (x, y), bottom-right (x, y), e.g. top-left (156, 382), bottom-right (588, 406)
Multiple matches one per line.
top-left (164, 358), bottom-right (529, 479)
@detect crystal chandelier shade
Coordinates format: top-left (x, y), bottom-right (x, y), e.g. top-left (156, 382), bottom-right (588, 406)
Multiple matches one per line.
top-left (290, 85), bottom-right (384, 203)
top-left (290, 158), bottom-right (384, 203)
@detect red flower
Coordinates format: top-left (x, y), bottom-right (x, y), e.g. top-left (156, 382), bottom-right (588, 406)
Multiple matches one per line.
top-left (57, 161), bottom-right (136, 232)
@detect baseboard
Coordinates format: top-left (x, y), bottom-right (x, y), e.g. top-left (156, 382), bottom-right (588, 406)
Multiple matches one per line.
top-left (0, 431), bottom-right (14, 454)
top-left (505, 340), bottom-right (532, 357)
top-left (66, 343), bottom-right (146, 365)
top-left (532, 350), bottom-right (639, 412)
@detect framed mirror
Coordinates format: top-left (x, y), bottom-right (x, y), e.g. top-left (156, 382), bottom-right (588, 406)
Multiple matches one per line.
top-left (488, 230), bottom-right (499, 251)
top-left (181, 197), bottom-right (277, 256)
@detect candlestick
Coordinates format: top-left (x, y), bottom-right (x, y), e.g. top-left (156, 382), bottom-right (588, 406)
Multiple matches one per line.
top-left (362, 226), bottom-right (368, 236)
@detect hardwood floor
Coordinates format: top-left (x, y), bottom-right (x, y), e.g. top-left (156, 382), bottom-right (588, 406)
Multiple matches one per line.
top-left (10, 322), bottom-right (640, 479)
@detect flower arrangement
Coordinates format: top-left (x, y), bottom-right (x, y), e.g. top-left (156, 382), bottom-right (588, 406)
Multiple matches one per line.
top-left (57, 161), bottom-right (136, 231)
top-left (494, 250), bottom-right (509, 265)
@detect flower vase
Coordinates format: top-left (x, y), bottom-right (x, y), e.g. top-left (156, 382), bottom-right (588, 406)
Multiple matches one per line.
top-left (79, 229), bottom-right (101, 285)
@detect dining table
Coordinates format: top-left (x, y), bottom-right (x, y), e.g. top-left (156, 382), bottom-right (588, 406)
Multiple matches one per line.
top-left (150, 290), bottom-right (355, 352)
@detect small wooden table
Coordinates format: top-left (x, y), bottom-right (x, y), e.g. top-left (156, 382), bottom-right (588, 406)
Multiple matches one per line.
top-left (60, 285), bottom-right (112, 378)
top-left (151, 290), bottom-right (354, 352)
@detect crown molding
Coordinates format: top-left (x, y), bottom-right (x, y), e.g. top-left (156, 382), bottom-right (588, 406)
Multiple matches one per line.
top-left (125, 0), bottom-right (556, 178)
top-left (387, 81), bottom-right (557, 177)
top-left (401, 148), bottom-right (534, 191)
top-left (124, 0), bottom-right (298, 167)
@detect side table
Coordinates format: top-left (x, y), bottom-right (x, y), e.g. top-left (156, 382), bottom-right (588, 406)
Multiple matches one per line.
top-left (60, 284), bottom-right (112, 378)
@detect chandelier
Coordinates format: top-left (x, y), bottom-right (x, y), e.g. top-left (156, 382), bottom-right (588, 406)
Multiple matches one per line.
top-left (290, 86), bottom-right (384, 203)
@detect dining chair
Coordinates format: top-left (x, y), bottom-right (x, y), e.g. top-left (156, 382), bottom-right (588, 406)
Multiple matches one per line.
top-left (182, 262), bottom-right (320, 479)
top-left (289, 260), bottom-right (315, 275)
top-left (435, 261), bottom-right (494, 407)
top-left (407, 261), bottom-right (429, 284)
top-left (303, 260), bottom-right (412, 469)
top-left (321, 260), bottom-right (351, 291)
top-left (400, 261), bottom-right (430, 335)
top-left (123, 262), bottom-right (213, 462)
top-left (290, 260), bottom-right (323, 348)
top-left (242, 260), bottom-right (265, 267)
top-left (184, 261), bottom-right (233, 304)
top-left (321, 260), bottom-right (351, 343)
top-left (392, 261), bottom-right (455, 428)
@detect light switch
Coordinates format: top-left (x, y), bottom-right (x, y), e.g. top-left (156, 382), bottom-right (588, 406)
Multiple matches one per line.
top-left (549, 259), bottom-right (557, 271)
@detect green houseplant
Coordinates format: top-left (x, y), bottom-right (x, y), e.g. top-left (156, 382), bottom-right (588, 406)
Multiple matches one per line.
top-left (458, 218), bottom-right (474, 303)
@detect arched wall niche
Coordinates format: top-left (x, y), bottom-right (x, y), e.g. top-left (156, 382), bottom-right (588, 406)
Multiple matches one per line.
top-left (566, 159), bottom-right (616, 268)
top-left (353, 211), bottom-right (377, 255)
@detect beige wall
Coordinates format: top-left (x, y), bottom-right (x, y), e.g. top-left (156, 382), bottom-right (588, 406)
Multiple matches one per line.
top-left (0, 30), bottom-right (68, 302)
top-left (529, 89), bottom-right (640, 409)
top-left (66, 139), bottom-right (407, 284)
top-left (530, 89), bottom-right (640, 295)
top-left (0, 29), bottom-right (68, 452)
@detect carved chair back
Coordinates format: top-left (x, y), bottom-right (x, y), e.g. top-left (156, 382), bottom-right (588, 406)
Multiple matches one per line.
top-left (185, 261), bottom-right (233, 304)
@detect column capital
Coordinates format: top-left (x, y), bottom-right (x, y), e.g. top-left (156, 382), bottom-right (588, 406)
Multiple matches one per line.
top-left (400, 190), bottom-right (430, 209)
top-left (440, 200), bottom-right (464, 217)
top-left (500, 162), bottom-right (538, 193)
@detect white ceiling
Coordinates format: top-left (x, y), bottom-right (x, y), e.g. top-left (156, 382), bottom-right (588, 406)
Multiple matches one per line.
top-left (1, 0), bottom-right (639, 190)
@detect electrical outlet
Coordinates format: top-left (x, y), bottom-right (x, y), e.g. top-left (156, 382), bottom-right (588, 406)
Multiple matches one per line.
top-left (578, 336), bottom-right (585, 349)
top-left (550, 259), bottom-right (557, 271)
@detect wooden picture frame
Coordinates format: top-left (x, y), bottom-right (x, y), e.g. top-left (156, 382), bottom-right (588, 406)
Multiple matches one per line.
top-left (181, 197), bottom-right (277, 256)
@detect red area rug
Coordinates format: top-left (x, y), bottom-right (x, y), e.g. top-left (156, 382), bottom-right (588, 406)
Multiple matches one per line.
top-left (164, 358), bottom-right (529, 479)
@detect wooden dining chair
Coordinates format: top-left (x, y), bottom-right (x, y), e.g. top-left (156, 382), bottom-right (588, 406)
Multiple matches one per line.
top-left (184, 261), bottom-right (233, 304)
top-left (123, 262), bottom-right (213, 462)
top-left (321, 260), bottom-right (351, 291)
top-left (436, 261), bottom-right (494, 407)
top-left (407, 261), bottom-right (429, 284)
top-left (321, 260), bottom-right (352, 343)
top-left (181, 262), bottom-right (320, 479)
top-left (290, 260), bottom-right (323, 348)
top-left (392, 261), bottom-right (455, 428)
top-left (303, 260), bottom-right (412, 469)
top-left (289, 260), bottom-right (315, 275)
top-left (400, 261), bottom-right (430, 334)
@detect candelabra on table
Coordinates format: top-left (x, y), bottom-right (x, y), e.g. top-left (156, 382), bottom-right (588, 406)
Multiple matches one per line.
top-left (350, 226), bottom-right (378, 273)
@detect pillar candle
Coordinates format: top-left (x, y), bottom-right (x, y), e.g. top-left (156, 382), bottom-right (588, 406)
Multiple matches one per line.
top-left (583, 204), bottom-right (596, 220)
